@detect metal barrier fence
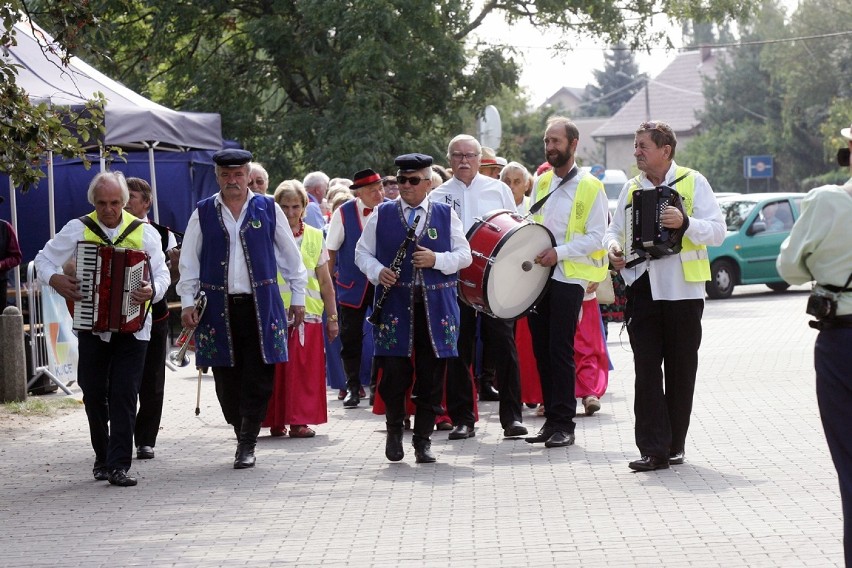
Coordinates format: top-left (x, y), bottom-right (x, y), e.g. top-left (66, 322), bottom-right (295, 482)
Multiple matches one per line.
top-left (25, 261), bottom-right (72, 395)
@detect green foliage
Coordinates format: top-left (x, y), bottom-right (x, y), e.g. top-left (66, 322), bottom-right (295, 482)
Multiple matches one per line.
top-left (681, 0), bottom-right (852, 192)
top-left (1, 1), bottom-right (107, 192)
top-left (583, 44), bottom-right (645, 117)
top-left (25, 0), bottom-right (755, 184)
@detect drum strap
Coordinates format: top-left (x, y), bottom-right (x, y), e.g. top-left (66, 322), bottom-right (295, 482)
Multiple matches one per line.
top-left (529, 166), bottom-right (578, 216)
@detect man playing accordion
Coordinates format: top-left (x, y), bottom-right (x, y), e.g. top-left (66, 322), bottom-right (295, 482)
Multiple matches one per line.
top-left (34, 172), bottom-right (170, 486)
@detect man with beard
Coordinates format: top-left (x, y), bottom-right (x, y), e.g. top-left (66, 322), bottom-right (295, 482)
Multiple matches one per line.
top-left (525, 116), bottom-right (609, 449)
top-left (430, 134), bottom-right (526, 441)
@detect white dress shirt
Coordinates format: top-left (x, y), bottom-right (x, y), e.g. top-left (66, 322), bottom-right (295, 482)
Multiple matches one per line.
top-left (325, 197), bottom-right (374, 251)
top-left (429, 173), bottom-right (517, 234)
top-left (176, 192), bottom-right (307, 309)
top-left (603, 161), bottom-right (726, 300)
top-left (354, 197), bottom-right (472, 285)
top-left (34, 217), bottom-right (171, 341)
top-left (536, 170), bottom-right (609, 287)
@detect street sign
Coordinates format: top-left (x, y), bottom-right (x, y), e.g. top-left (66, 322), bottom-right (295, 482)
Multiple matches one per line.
top-left (589, 164), bottom-right (605, 180)
top-left (743, 155), bottom-right (774, 179)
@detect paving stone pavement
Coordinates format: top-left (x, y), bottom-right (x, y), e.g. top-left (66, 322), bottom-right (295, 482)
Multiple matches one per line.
top-left (0, 284), bottom-right (844, 567)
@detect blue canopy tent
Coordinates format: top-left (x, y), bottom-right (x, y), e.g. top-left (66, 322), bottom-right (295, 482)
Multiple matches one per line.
top-left (1, 15), bottom-right (224, 306)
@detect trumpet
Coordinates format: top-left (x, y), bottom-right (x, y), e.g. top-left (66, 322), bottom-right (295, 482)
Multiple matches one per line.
top-left (168, 292), bottom-right (207, 367)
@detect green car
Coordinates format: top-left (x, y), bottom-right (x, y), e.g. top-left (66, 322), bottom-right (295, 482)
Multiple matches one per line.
top-left (706, 192), bottom-right (805, 299)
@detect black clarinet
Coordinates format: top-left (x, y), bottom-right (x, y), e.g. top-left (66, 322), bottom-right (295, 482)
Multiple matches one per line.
top-left (367, 215), bottom-right (420, 326)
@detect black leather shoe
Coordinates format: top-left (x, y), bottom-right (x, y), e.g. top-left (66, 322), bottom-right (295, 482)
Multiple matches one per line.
top-left (234, 443), bottom-right (257, 469)
top-left (447, 424), bottom-right (475, 440)
top-left (412, 436), bottom-right (436, 463)
top-left (108, 469), bottom-right (138, 486)
top-left (385, 428), bottom-right (404, 462)
top-left (136, 446), bottom-right (155, 460)
top-left (503, 422), bottom-right (528, 438)
top-left (629, 455), bottom-right (670, 472)
top-left (544, 431), bottom-right (575, 448)
top-left (668, 451), bottom-right (685, 465)
top-left (479, 381), bottom-right (500, 401)
top-left (93, 467), bottom-right (109, 481)
top-left (343, 388), bottom-right (360, 408)
top-left (525, 426), bottom-right (554, 444)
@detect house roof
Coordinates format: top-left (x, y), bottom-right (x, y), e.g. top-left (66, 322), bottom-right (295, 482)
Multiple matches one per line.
top-left (543, 86), bottom-right (586, 106)
top-left (592, 49), bottom-right (722, 138)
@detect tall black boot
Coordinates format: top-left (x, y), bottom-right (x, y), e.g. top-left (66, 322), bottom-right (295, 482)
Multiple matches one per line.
top-left (412, 435), bottom-right (436, 464)
top-left (234, 418), bottom-right (261, 469)
top-left (385, 424), bottom-right (404, 462)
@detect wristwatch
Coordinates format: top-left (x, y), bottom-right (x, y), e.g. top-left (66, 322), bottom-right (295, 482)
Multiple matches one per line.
top-left (328, 314), bottom-right (339, 322)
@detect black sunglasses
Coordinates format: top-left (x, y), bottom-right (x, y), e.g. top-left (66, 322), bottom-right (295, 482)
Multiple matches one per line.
top-left (396, 175), bottom-right (430, 186)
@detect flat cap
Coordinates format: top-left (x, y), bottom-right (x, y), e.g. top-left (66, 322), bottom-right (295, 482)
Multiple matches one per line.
top-left (212, 149), bottom-right (253, 167)
top-left (394, 153), bottom-right (433, 172)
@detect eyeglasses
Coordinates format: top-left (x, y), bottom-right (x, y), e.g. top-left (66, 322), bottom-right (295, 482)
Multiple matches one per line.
top-left (382, 180), bottom-right (398, 186)
top-left (396, 175), bottom-right (430, 186)
top-left (450, 152), bottom-right (480, 161)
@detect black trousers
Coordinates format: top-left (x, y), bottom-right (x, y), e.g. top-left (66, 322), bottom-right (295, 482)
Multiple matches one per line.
top-left (527, 280), bottom-right (584, 432)
top-left (625, 272), bottom-right (704, 458)
top-left (815, 326), bottom-right (852, 566)
top-left (77, 331), bottom-right (147, 471)
top-left (377, 302), bottom-right (446, 439)
top-left (339, 285), bottom-right (375, 391)
top-left (135, 315), bottom-right (169, 448)
top-left (211, 297), bottom-right (275, 426)
top-left (446, 300), bottom-right (522, 428)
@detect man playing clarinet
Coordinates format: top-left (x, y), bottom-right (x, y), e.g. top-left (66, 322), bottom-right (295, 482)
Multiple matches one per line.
top-left (34, 172), bottom-right (170, 486)
top-left (355, 153), bottom-right (471, 463)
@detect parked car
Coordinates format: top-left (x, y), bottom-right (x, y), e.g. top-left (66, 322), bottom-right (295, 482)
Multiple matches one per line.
top-left (580, 167), bottom-right (629, 215)
top-left (706, 192), bottom-right (805, 299)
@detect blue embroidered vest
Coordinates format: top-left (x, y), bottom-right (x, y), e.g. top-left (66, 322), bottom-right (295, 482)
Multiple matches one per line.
top-left (335, 199), bottom-right (370, 308)
top-left (195, 194), bottom-right (290, 366)
top-left (372, 201), bottom-right (460, 358)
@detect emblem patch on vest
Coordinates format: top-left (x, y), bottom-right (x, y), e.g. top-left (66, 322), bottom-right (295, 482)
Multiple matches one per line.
top-left (427, 227), bottom-right (438, 240)
top-left (251, 219), bottom-right (262, 229)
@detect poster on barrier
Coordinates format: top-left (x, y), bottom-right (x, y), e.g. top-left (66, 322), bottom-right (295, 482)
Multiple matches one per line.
top-left (40, 286), bottom-right (78, 385)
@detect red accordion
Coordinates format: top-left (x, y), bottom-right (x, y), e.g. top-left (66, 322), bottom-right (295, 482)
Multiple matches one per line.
top-left (73, 241), bottom-right (150, 333)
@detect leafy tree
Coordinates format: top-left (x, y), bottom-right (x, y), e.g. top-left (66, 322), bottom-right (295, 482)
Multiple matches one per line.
top-left (24, 0), bottom-right (758, 184)
top-left (1, 1), bottom-right (106, 192)
top-left (681, 0), bottom-right (852, 191)
top-left (583, 44), bottom-right (645, 117)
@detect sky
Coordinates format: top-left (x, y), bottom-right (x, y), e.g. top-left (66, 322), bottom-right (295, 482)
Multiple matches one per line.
top-left (473, 1), bottom-right (801, 107)
top-left (473, 13), bottom-right (684, 107)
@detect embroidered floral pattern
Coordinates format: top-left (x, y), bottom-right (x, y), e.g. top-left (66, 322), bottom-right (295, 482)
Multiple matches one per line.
top-left (195, 324), bottom-right (218, 360)
top-left (376, 314), bottom-right (400, 350)
top-left (269, 318), bottom-right (288, 356)
top-left (440, 314), bottom-right (458, 346)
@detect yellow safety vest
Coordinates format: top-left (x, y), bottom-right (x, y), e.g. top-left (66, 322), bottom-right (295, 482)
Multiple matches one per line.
top-left (532, 171), bottom-right (609, 282)
top-left (81, 210), bottom-right (149, 313)
top-left (279, 225), bottom-right (324, 316)
top-left (626, 166), bottom-right (710, 282)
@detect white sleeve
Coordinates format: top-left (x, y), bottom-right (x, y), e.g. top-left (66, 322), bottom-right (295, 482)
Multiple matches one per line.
top-left (176, 210), bottom-right (202, 309)
top-left (33, 219), bottom-right (84, 286)
top-left (354, 211), bottom-right (383, 285)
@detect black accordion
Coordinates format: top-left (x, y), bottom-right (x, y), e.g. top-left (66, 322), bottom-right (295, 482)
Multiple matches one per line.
top-left (626, 185), bottom-right (687, 266)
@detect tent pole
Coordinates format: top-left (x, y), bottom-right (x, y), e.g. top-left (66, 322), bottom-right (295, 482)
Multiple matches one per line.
top-left (148, 142), bottom-right (160, 224)
top-left (8, 178), bottom-right (22, 313)
top-left (47, 150), bottom-right (56, 238)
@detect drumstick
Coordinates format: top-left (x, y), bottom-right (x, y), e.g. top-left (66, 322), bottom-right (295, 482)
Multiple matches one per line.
top-left (195, 367), bottom-right (202, 416)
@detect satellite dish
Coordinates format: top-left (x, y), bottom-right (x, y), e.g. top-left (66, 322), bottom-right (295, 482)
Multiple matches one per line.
top-left (477, 105), bottom-right (502, 150)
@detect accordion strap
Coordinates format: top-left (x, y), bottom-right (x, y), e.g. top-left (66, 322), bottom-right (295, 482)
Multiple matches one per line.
top-left (78, 215), bottom-right (144, 247)
top-left (821, 272), bottom-right (852, 294)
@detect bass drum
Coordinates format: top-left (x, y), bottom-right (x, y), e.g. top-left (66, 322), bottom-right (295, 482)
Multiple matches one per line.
top-left (459, 210), bottom-right (555, 320)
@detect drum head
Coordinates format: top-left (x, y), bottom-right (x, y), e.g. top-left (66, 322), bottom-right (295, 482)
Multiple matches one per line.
top-left (485, 223), bottom-right (555, 319)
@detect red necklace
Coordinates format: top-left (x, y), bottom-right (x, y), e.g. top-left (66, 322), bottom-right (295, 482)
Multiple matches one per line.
top-left (292, 221), bottom-right (305, 238)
